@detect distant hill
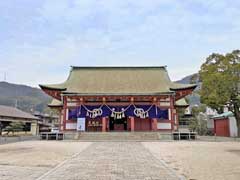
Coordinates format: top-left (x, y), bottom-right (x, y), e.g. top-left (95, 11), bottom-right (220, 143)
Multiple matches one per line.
top-left (0, 81), bottom-right (51, 113)
top-left (176, 73), bottom-right (201, 106)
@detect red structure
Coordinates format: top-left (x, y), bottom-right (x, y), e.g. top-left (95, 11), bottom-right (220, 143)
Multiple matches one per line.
top-left (40, 66), bottom-right (196, 132)
top-left (213, 112), bottom-right (238, 137)
top-left (214, 118), bottom-right (230, 137)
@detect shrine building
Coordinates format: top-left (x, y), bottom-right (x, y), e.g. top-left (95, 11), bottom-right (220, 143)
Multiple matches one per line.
top-left (39, 66), bottom-right (196, 132)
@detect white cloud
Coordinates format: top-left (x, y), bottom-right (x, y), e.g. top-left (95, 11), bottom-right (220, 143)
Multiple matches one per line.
top-left (1, 0), bottom-right (240, 86)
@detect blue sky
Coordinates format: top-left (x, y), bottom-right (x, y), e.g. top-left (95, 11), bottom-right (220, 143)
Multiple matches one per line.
top-left (0, 0), bottom-right (240, 87)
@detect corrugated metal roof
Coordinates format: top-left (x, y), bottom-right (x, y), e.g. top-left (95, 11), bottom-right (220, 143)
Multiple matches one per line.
top-left (40, 66), bottom-right (196, 95)
top-left (0, 105), bottom-right (39, 120)
top-left (212, 111), bottom-right (234, 119)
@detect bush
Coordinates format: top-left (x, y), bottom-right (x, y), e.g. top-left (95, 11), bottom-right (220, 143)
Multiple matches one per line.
top-left (3, 122), bottom-right (24, 135)
top-left (189, 113), bottom-right (208, 135)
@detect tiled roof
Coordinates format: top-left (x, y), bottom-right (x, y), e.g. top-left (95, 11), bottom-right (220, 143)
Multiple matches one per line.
top-left (40, 66), bottom-right (196, 95)
top-left (175, 98), bottom-right (189, 107)
top-left (0, 105), bottom-right (38, 120)
top-left (48, 99), bottom-right (63, 107)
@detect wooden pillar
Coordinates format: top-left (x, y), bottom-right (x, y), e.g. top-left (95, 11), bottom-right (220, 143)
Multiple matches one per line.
top-left (63, 96), bottom-right (67, 131)
top-left (102, 117), bottom-right (106, 132)
top-left (152, 118), bottom-right (158, 131)
top-left (152, 97), bottom-right (158, 131)
top-left (170, 95), bottom-right (175, 131)
top-left (58, 109), bottom-right (62, 131)
top-left (130, 117), bottom-right (135, 132)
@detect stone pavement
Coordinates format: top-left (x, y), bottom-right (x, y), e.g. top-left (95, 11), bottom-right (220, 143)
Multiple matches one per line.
top-left (37, 142), bottom-right (182, 180)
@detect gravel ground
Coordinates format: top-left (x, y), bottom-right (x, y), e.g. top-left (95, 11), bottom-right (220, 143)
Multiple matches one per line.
top-left (0, 141), bottom-right (92, 180)
top-left (143, 141), bottom-right (240, 180)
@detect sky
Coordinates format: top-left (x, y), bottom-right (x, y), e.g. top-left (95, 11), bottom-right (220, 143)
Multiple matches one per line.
top-left (0, 0), bottom-right (240, 87)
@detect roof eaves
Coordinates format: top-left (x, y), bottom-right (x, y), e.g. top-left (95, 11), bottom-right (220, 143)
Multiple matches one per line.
top-left (48, 104), bottom-right (63, 107)
top-left (170, 84), bottom-right (197, 91)
top-left (39, 84), bottom-right (66, 91)
top-left (0, 114), bottom-right (39, 120)
top-left (61, 92), bottom-right (174, 96)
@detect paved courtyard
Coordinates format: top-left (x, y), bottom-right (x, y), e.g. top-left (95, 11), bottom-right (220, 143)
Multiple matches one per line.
top-left (0, 141), bottom-right (180, 180)
top-left (1, 140), bottom-right (240, 180)
top-left (37, 142), bottom-right (180, 180)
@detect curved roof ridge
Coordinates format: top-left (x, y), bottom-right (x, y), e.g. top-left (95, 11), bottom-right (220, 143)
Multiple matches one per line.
top-left (70, 66), bottom-right (168, 70)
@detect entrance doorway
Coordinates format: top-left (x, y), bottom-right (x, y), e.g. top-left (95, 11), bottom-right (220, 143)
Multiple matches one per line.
top-left (109, 117), bottom-right (127, 131)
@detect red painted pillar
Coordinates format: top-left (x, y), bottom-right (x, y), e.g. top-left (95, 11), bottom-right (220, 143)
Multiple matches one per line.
top-left (170, 95), bottom-right (175, 131)
top-left (102, 117), bottom-right (106, 132)
top-left (58, 109), bottom-right (62, 131)
top-left (152, 118), bottom-right (158, 131)
top-left (63, 96), bottom-right (67, 131)
top-left (130, 117), bottom-right (135, 131)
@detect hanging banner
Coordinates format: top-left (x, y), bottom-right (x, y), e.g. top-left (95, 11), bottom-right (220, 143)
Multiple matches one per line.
top-left (77, 118), bottom-right (86, 131)
top-left (69, 104), bottom-right (169, 120)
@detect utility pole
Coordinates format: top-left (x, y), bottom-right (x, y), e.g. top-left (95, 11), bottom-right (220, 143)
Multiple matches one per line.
top-left (4, 72), bottom-right (7, 81)
top-left (15, 99), bottom-right (18, 108)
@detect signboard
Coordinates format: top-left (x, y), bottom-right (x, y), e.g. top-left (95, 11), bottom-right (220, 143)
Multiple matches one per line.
top-left (77, 118), bottom-right (86, 131)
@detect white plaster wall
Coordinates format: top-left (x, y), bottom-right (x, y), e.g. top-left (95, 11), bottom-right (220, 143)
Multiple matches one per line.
top-left (159, 102), bottom-right (170, 106)
top-left (157, 123), bottom-right (171, 129)
top-left (229, 117), bottom-right (238, 137)
top-left (207, 118), bottom-right (214, 129)
top-left (184, 107), bottom-right (191, 115)
top-left (67, 102), bottom-right (78, 106)
top-left (66, 123), bottom-right (77, 130)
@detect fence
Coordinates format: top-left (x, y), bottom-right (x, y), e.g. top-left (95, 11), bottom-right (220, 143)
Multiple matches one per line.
top-left (0, 135), bottom-right (39, 144)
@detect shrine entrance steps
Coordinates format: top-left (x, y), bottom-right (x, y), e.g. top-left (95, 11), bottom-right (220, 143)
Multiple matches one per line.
top-left (64, 132), bottom-right (173, 141)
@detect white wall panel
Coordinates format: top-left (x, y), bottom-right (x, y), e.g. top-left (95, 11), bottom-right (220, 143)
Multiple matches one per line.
top-left (66, 123), bottom-right (77, 130)
top-left (157, 123), bottom-right (171, 129)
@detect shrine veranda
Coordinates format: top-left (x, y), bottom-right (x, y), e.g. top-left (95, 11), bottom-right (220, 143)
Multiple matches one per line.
top-left (40, 66), bottom-right (196, 132)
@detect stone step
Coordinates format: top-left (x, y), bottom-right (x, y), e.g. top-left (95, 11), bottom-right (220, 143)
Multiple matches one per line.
top-left (64, 132), bottom-right (173, 141)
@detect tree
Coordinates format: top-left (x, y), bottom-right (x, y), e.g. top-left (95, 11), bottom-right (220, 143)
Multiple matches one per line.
top-left (199, 50), bottom-right (240, 136)
top-left (4, 122), bottom-right (24, 135)
top-left (188, 105), bottom-right (209, 135)
top-left (189, 113), bottom-right (209, 135)
top-left (0, 122), bottom-right (3, 136)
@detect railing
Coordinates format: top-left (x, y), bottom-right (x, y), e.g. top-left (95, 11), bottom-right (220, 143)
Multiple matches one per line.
top-left (172, 132), bottom-right (197, 140)
top-left (40, 132), bottom-right (64, 140)
top-left (179, 119), bottom-right (190, 129)
top-left (0, 135), bottom-right (39, 144)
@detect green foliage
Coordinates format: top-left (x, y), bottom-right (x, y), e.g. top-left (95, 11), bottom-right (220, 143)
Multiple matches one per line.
top-left (199, 50), bottom-right (240, 113)
top-left (4, 122), bottom-right (25, 135)
top-left (176, 107), bottom-right (185, 117)
top-left (200, 49), bottom-right (240, 136)
top-left (189, 105), bottom-right (208, 135)
top-left (189, 115), bottom-right (208, 135)
top-left (191, 104), bottom-right (207, 116)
